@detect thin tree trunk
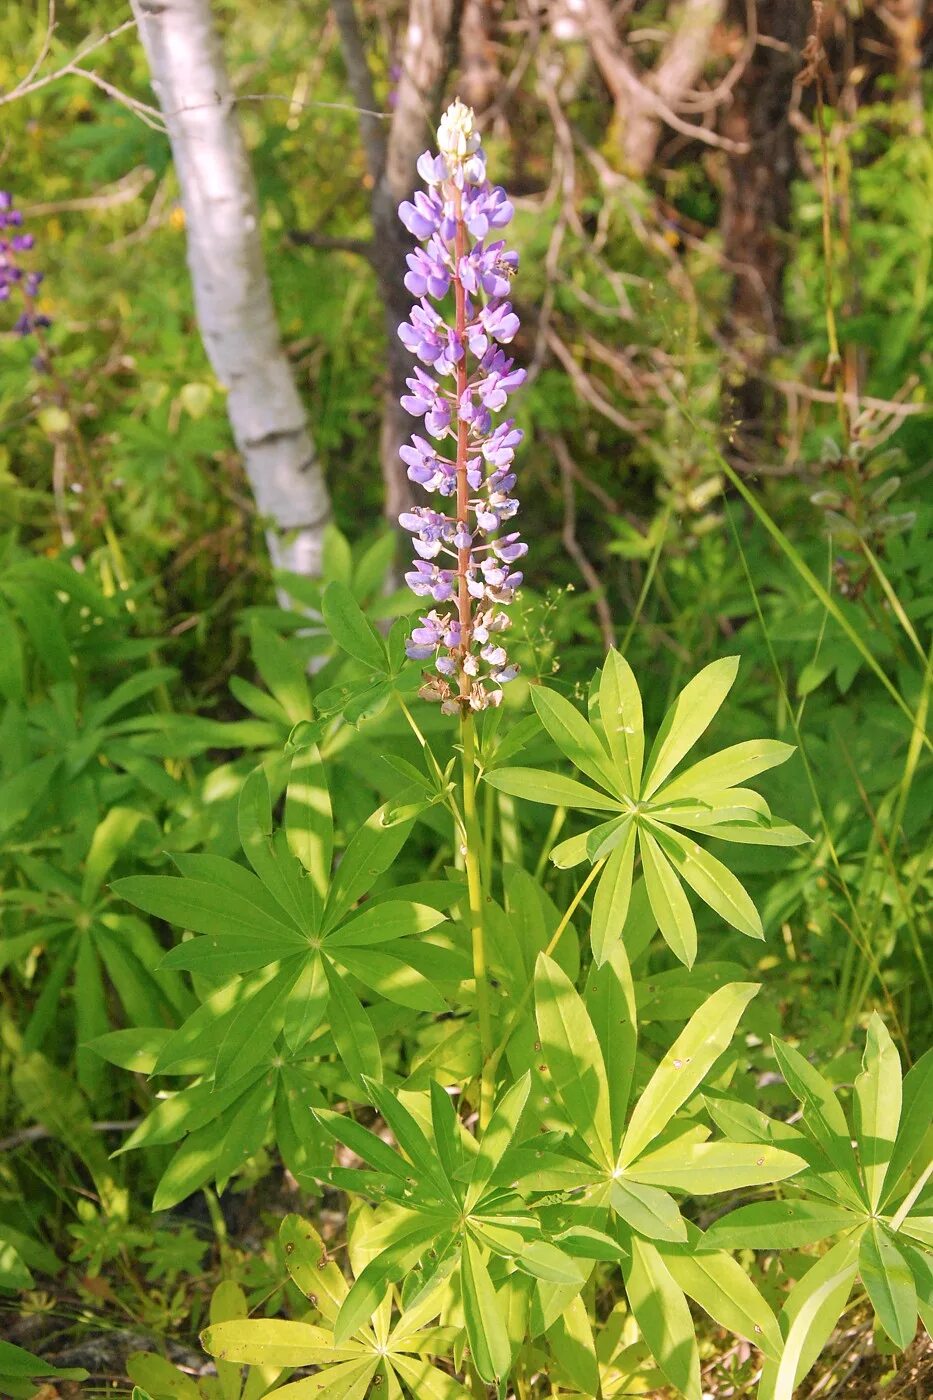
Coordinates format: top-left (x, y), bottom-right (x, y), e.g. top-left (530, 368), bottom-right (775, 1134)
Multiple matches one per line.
top-left (131, 0), bottom-right (331, 581)
top-left (580, 0), bottom-right (726, 175)
top-left (333, 0), bottom-right (461, 526)
top-left (719, 0), bottom-right (809, 451)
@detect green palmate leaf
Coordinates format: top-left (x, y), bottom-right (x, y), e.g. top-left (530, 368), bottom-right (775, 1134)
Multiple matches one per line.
top-left (314, 1109), bottom-right (413, 1185)
top-left (283, 954), bottom-right (328, 1051)
top-left (703, 1200), bottom-right (857, 1251)
top-left (654, 739), bottom-right (796, 803)
top-left (126, 1353), bottom-right (200, 1400)
top-left (598, 649), bottom-right (644, 797)
top-left (771, 1038), bottom-right (864, 1198)
top-left (586, 943), bottom-right (637, 1144)
top-left (322, 580), bottom-right (388, 672)
top-left (554, 1223), bottom-right (630, 1262)
top-left (639, 827), bottom-right (697, 967)
top-left (664, 1241), bottom-right (783, 1361)
top-left (535, 954), bottom-right (614, 1168)
top-left (482, 767), bottom-right (624, 812)
top-left (327, 902), bottom-right (445, 948)
top-left (758, 1235), bottom-right (859, 1400)
top-left (655, 828), bottom-right (763, 940)
top-left (112, 875), bottom-right (303, 947)
top-left (550, 823), bottom-right (603, 869)
top-left (334, 1226), bottom-right (439, 1345)
top-left (82, 806), bottom-right (151, 905)
top-left (623, 1236), bottom-right (701, 1400)
top-left (619, 983), bottom-right (758, 1167)
top-left (625, 1140), bottom-right (805, 1194)
top-left (546, 1295), bottom-right (599, 1396)
top-left (0, 1240), bottom-right (33, 1292)
top-left (0, 1341), bottom-right (88, 1383)
top-left (366, 1080), bottom-right (454, 1201)
top-left (883, 1047), bottom-right (933, 1207)
top-left (323, 962), bottom-right (381, 1084)
top-left (860, 1221), bottom-right (918, 1349)
top-left (392, 1355), bottom-right (472, 1400)
top-left (335, 947), bottom-right (447, 1012)
top-left (323, 804), bottom-right (414, 931)
top-left (461, 1237), bottom-right (513, 1387)
top-left (279, 1216), bottom-right (346, 1323)
top-left (170, 853), bottom-right (289, 924)
top-left (590, 821), bottom-right (636, 964)
top-left (267, 1361), bottom-right (379, 1400)
top-left (201, 1319), bottom-right (343, 1366)
top-left (467, 1073), bottom-right (531, 1207)
top-left (854, 1013), bottom-right (902, 1212)
top-left (249, 621), bottom-right (313, 725)
top-left (285, 746), bottom-right (333, 899)
top-left (215, 964), bottom-right (298, 1085)
top-left (238, 768), bottom-right (318, 931)
top-left (430, 1079), bottom-right (465, 1188)
top-left (642, 657), bottom-right (740, 800)
top-left (516, 1241), bottom-right (583, 1285)
top-left (610, 1179), bottom-right (686, 1243)
top-left (531, 686), bottom-right (620, 794)
top-left (152, 1078), bottom-right (275, 1210)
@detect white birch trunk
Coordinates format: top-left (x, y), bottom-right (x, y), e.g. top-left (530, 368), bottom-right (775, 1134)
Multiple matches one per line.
top-left (130, 0), bottom-right (331, 581)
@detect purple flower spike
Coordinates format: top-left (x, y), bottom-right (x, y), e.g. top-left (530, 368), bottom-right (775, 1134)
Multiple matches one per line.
top-left (397, 102), bottom-right (526, 711)
top-left (0, 192), bottom-right (50, 341)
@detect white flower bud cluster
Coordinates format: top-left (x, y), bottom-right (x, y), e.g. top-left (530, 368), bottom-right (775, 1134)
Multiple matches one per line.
top-left (436, 99), bottom-right (481, 169)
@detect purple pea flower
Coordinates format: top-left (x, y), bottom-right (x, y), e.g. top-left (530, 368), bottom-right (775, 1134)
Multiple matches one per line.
top-left (0, 192), bottom-right (50, 339)
top-left (396, 101), bottom-right (527, 712)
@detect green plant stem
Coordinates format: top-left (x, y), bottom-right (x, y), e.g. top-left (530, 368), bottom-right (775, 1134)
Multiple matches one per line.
top-left (716, 454), bottom-right (931, 755)
top-left (461, 712), bottom-right (494, 1132)
top-left (726, 506), bottom-right (907, 1049)
top-left (484, 857), bottom-right (607, 1083)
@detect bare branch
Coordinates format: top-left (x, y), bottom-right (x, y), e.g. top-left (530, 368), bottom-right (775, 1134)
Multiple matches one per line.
top-left (577, 0), bottom-right (744, 172)
top-left (330, 0), bottom-right (387, 183)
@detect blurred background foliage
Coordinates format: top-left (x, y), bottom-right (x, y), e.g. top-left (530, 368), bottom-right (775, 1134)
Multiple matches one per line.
top-left (0, 0), bottom-right (930, 1390)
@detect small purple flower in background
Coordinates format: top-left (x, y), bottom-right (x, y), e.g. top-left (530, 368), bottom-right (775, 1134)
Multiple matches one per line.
top-left (0, 191), bottom-right (50, 338)
top-left (398, 99), bottom-right (527, 713)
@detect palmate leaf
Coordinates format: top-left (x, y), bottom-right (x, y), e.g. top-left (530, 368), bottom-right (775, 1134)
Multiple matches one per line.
top-left (642, 657), bottom-right (740, 799)
top-left (860, 1221), bottom-right (918, 1349)
top-left (204, 1213), bottom-right (466, 1397)
top-left (531, 685), bottom-right (621, 795)
top-left (618, 983), bottom-right (759, 1167)
top-left (113, 764), bottom-right (446, 1089)
top-left (882, 1046), bottom-right (933, 1209)
top-left (660, 1226), bottom-right (783, 1361)
top-left (461, 1236), bottom-right (513, 1388)
top-left (703, 1199), bottom-right (858, 1250)
top-left (771, 1037), bottom-right (866, 1203)
top-left (534, 955), bottom-right (614, 1168)
top-left (486, 653), bottom-right (801, 966)
top-left (854, 1012), bottom-right (902, 1211)
top-left (758, 1235), bottom-right (860, 1400)
top-left (625, 1140), bottom-right (805, 1194)
top-left (597, 649), bottom-right (644, 796)
top-left (622, 1236), bottom-right (701, 1400)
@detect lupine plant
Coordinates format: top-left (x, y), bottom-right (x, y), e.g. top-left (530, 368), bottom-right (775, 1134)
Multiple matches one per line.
top-left (0, 190), bottom-right (49, 339)
top-left (100, 105), bottom-right (931, 1399)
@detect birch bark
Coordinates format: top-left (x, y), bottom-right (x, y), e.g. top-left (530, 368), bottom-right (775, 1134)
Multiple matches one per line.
top-left (130, 0), bottom-right (331, 580)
